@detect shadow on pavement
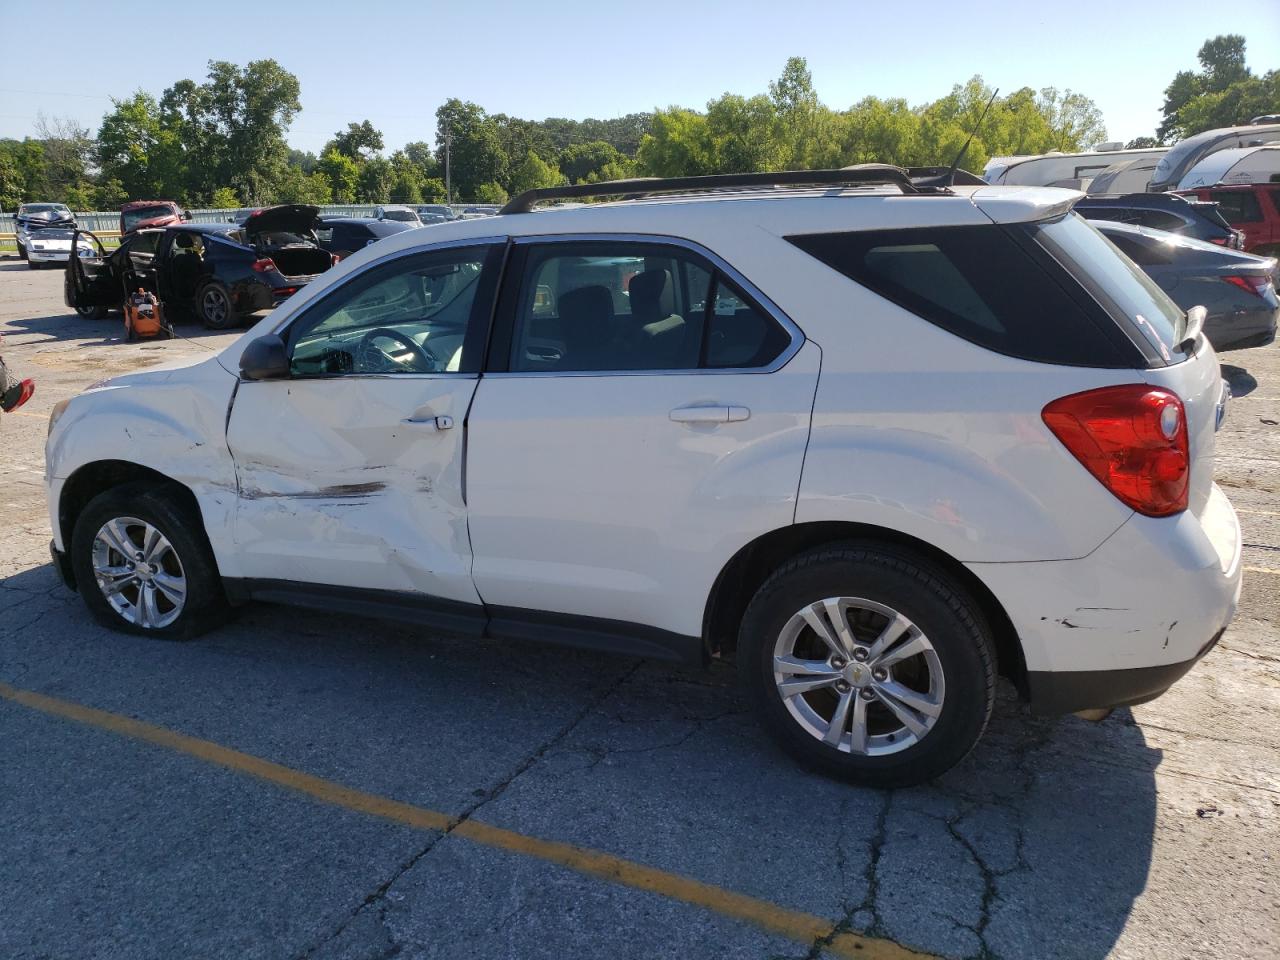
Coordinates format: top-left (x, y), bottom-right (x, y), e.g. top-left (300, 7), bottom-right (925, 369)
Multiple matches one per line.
top-left (1220, 363), bottom-right (1258, 398)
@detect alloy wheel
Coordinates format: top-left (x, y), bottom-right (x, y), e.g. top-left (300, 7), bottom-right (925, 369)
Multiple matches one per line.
top-left (202, 288), bottom-right (229, 325)
top-left (772, 597), bottom-right (945, 756)
top-left (91, 516), bottom-right (187, 629)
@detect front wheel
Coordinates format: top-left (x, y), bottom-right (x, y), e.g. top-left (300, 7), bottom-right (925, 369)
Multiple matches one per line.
top-left (198, 282), bottom-right (236, 330)
top-left (16, 240), bottom-right (27, 260)
top-left (70, 482), bottom-right (227, 640)
top-left (739, 544), bottom-right (996, 788)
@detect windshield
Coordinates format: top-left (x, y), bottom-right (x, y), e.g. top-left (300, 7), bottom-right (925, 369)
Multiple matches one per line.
top-left (381, 210), bottom-right (418, 222)
top-left (19, 204), bottom-right (71, 221)
top-left (122, 205), bottom-right (176, 230)
top-left (1033, 213), bottom-right (1185, 361)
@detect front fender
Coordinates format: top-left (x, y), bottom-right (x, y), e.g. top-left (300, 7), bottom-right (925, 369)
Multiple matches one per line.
top-left (46, 358), bottom-right (242, 574)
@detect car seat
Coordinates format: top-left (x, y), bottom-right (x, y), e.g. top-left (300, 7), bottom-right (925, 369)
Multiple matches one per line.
top-left (557, 285), bottom-right (616, 370)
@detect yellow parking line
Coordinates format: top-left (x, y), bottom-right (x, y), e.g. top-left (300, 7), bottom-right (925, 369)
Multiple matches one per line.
top-left (0, 680), bottom-right (930, 960)
top-left (1236, 508), bottom-right (1280, 517)
top-left (1244, 565), bottom-right (1280, 576)
top-left (3, 409), bottom-right (47, 419)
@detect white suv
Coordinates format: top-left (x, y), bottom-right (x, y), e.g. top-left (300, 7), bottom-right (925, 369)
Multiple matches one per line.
top-left (45, 169), bottom-right (1242, 786)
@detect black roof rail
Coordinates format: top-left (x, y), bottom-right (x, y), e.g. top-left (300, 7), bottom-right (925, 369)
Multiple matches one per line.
top-left (906, 166), bottom-right (987, 187)
top-left (499, 165), bottom-right (927, 214)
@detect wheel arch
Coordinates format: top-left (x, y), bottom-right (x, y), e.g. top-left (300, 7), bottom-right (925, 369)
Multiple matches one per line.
top-left (59, 460), bottom-right (205, 575)
top-left (702, 521), bottom-right (1027, 695)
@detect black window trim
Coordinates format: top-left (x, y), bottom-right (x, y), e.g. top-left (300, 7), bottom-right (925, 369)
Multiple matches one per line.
top-left (270, 236), bottom-right (506, 380)
top-left (483, 232), bottom-right (805, 377)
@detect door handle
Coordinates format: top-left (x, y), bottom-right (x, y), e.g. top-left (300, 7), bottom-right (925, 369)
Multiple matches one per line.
top-left (402, 414), bottom-right (453, 430)
top-left (669, 405), bottom-right (750, 424)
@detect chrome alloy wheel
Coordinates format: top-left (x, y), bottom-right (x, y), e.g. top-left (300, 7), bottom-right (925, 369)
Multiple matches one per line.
top-left (91, 517), bottom-right (187, 629)
top-left (772, 597), bottom-right (945, 756)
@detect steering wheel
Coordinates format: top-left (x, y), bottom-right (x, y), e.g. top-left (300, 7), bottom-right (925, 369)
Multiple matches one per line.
top-left (356, 327), bottom-right (441, 373)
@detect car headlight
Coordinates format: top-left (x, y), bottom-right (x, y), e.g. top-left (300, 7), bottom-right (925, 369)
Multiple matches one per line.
top-left (48, 398), bottom-right (70, 436)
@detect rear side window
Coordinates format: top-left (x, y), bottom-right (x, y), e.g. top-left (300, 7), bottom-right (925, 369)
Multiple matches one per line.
top-left (1031, 215), bottom-right (1184, 362)
top-left (1212, 190), bottom-right (1263, 223)
top-left (787, 223), bottom-right (1139, 367)
top-left (1104, 231), bottom-right (1173, 266)
top-left (1130, 210), bottom-right (1186, 231)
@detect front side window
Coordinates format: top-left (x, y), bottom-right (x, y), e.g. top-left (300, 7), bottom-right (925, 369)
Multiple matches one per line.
top-left (288, 245), bottom-right (496, 377)
top-left (508, 241), bottom-right (790, 373)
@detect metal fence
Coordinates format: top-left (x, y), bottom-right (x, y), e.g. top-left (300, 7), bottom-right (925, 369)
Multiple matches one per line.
top-left (0, 204), bottom-right (475, 234)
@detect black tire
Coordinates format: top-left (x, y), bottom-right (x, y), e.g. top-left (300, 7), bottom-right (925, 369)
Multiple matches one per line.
top-left (70, 482), bottom-right (227, 641)
top-left (738, 543), bottom-right (996, 788)
top-left (16, 240), bottom-right (27, 260)
top-left (27, 259), bottom-right (42, 270)
top-left (197, 282), bottom-right (236, 329)
top-left (75, 303), bottom-right (109, 320)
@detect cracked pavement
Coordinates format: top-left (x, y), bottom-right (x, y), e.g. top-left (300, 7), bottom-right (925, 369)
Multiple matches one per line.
top-left (2, 261), bottom-right (1278, 959)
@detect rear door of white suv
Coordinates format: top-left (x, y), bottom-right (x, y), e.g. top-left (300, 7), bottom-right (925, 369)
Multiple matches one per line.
top-left (465, 235), bottom-right (821, 659)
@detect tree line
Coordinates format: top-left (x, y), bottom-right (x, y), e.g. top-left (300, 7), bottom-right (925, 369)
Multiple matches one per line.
top-left (0, 37), bottom-right (1273, 212)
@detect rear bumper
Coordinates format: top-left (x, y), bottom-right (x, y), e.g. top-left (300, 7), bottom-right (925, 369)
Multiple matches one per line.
top-left (968, 482), bottom-right (1242, 714)
top-left (1026, 628), bottom-right (1225, 714)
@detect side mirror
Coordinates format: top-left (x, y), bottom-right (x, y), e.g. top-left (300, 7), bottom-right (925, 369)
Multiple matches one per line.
top-left (239, 334), bottom-right (290, 381)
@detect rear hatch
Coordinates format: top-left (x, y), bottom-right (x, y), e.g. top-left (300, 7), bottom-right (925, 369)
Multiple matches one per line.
top-left (243, 204), bottom-right (331, 279)
top-left (1029, 212), bottom-right (1224, 517)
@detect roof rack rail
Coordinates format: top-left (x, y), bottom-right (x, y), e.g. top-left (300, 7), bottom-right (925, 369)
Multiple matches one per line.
top-left (500, 165), bottom-right (930, 214)
top-left (906, 166), bottom-right (987, 187)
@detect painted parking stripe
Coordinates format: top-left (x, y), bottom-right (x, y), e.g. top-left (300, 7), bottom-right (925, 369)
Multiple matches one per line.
top-left (0, 681), bottom-right (930, 960)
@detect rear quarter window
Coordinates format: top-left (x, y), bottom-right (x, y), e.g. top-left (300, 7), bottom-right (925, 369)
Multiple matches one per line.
top-left (1212, 190), bottom-right (1263, 223)
top-left (786, 222), bottom-right (1142, 367)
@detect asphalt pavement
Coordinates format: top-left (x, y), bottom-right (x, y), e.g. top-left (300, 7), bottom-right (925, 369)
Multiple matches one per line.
top-left (1, 259), bottom-right (1277, 959)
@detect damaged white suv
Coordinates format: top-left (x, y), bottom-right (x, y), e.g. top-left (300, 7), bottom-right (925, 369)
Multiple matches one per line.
top-left (45, 169), bottom-right (1242, 786)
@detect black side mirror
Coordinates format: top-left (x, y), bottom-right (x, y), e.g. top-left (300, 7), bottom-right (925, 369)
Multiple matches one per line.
top-left (239, 334), bottom-right (290, 381)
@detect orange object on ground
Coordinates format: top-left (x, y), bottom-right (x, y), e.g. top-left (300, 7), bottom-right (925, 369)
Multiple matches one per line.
top-left (124, 288), bottom-right (172, 341)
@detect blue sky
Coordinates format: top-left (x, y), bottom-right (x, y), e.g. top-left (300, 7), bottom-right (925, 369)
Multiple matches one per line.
top-left (2, 0), bottom-right (1278, 154)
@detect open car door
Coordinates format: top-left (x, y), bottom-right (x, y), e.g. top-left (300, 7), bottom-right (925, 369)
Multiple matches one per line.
top-left (64, 229), bottom-right (119, 319)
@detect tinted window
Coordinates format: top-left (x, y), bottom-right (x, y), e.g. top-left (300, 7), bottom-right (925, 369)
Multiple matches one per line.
top-left (289, 246), bottom-right (495, 376)
top-left (1212, 190), bottom-right (1263, 223)
top-left (509, 242), bottom-right (790, 373)
top-left (787, 223), bottom-right (1136, 367)
top-left (1103, 231), bottom-right (1173, 266)
top-left (1130, 210), bottom-right (1185, 231)
top-left (1033, 215), bottom-right (1184, 360)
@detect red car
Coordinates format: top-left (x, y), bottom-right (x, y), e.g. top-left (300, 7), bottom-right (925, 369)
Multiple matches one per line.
top-left (1179, 184), bottom-right (1280, 257)
top-left (119, 200), bottom-right (189, 236)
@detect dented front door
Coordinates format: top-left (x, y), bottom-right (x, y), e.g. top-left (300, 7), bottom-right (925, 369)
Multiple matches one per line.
top-left (224, 242), bottom-right (501, 605)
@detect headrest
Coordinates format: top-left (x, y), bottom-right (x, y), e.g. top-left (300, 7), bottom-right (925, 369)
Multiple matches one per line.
top-left (174, 233), bottom-right (195, 248)
top-left (559, 284), bottom-right (614, 327)
top-left (629, 269), bottom-right (674, 323)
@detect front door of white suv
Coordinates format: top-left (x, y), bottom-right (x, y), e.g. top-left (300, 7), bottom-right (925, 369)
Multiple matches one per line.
top-left (225, 241), bottom-right (502, 613)
top-left (465, 236), bottom-right (821, 657)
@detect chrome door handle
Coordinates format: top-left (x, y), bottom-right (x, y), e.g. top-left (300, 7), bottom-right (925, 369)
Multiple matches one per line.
top-left (402, 414), bottom-right (453, 430)
top-left (669, 405), bottom-right (750, 424)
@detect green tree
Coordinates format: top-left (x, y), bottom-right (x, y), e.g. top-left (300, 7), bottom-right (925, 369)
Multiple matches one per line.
top-left (317, 148), bottom-right (360, 203)
top-left (473, 182), bottom-right (508, 203)
top-left (636, 108), bottom-right (714, 177)
top-left (357, 156), bottom-right (393, 202)
top-left (559, 141), bottom-right (623, 182)
top-left (209, 186), bottom-right (240, 208)
top-left (275, 166), bottom-right (331, 204)
top-left (436, 99), bottom-right (507, 200)
top-left (97, 92), bottom-right (164, 199)
top-left (0, 147), bottom-right (24, 210)
top-left (508, 152), bottom-right (563, 196)
top-left (328, 120), bottom-right (384, 160)
top-left (1158, 35), bottom-right (1274, 140)
top-left (1126, 136), bottom-right (1162, 149)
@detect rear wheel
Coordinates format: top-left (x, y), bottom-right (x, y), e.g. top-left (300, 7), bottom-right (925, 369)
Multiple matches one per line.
top-left (739, 544), bottom-right (996, 788)
top-left (198, 282), bottom-right (236, 330)
top-left (74, 303), bottom-right (108, 320)
top-left (70, 482), bottom-right (227, 641)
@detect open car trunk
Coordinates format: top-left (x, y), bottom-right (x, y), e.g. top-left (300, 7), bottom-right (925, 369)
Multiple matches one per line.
top-left (264, 246), bottom-right (332, 278)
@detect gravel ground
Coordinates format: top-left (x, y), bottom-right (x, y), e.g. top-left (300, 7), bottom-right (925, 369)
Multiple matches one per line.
top-left (1, 259), bottom-right (1276, 960)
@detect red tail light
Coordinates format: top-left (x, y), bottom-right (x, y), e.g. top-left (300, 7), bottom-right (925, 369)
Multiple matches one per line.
top-left (251, 258), bottom-right (276, 273)
top-left (1042, 385), bottom-right (1189, 517)
top-left (330, 253), bottom-right (340, 266)
top-left (1223, 274), bottom-right (1269, 298)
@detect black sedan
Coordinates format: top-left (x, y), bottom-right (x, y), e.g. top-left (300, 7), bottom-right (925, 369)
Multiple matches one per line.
top-left (1076, 193), bottom-right (1243, 249)
top-left (66, 205), bottom-right (336, 329)
top-left (1093, 220), bottom-right (1278, 351)
top-left (315, 217), bottom-right (414, 261)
